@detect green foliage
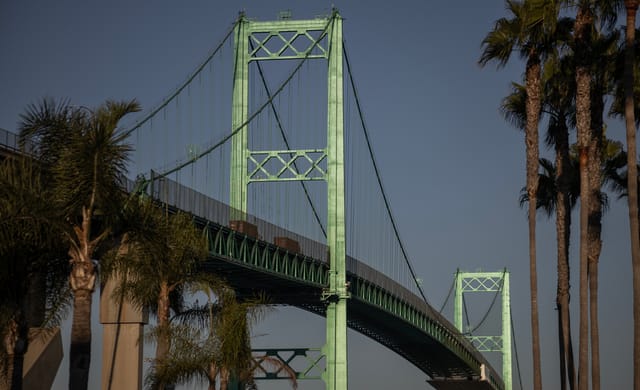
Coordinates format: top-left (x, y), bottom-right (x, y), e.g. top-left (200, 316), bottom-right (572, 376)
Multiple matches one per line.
top-left (479, 0), bottom-right (564, 68)
top-left (17, 97), bottom-right (140, 389)
top-left (0, 158), bottom-right (71, 326)
top-left (0, 157), bottom-right (71, 389)
top-left (609, 28), bottom-right (640, 125)
top-left (19, 98), bottom-right (140, 235)
top-left (144, 287), bottom-right (280, 390)
top-left (519, 157), bottom-right (580, 215)
top-left (104, 196), bottom-right (216, 315)
top-left (144, 324), bottom-right (218, 389)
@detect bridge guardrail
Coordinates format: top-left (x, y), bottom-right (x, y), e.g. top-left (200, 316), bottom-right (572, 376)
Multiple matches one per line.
top-left (0, 127), bottom-right (36, 155)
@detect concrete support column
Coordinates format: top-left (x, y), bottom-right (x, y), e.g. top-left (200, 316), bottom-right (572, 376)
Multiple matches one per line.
top-left (100, 276), bottom-right (148, 390)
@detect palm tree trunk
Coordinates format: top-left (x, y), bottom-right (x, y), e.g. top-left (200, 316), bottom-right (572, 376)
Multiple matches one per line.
top-left (577, 147), bottom-right (590, 390)
top-left (588, 258), bottom-right (600, 390)
top-left (574, 6), bottom-right (593, 390)
top-left (525, 54), bottom-right (542, 390)
top-left (624, 3), bottom-right (640, 390)
top-left (556, 310), bottom-right (567, 390)
top-left (220, 367), bottom-right (230, 390)
top-left (2, 317), bottom-right (21, 390)
top-left (10, 330), bottom-right (27, 390)
top-left (69, 211), bottom-right (98, 390)
top-left (69, 288), bottom-right (93, 390)
top-left (588, 81), bottom-right (605, 390)
top-left (155, 282), bottom-right (172, 390)
top-left (208, 361), bottom-right (219, 390)
top-left (555, 116), bottom-right (575, 390)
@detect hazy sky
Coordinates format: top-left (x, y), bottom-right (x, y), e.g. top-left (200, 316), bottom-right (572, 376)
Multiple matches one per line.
top-left (1, 1), bottom-right (635, 389)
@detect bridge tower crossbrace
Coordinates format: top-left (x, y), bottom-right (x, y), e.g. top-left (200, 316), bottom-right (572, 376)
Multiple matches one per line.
top-left (229, 10), bottom-right (348, 390)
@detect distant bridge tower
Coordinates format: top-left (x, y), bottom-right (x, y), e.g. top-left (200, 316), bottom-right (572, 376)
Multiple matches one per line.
top-left (454, 270), bottom-right (512, 390)
top-left (229, 10), bottom-right (348, 390)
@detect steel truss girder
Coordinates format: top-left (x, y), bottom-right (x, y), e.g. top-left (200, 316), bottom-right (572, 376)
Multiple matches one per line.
top-left (251, 348), bottom-right (324, 380)
top-left (351, 278), bottom-right (486, 379)
top-left (203, 223), bottom-right (328, 286)
top-left (248, 149), bottom-right (327, 182)
top-left (468, 336), bottom-right (503, 352)
top-left (460, 275), bottom-right (503, 292)
top-left (193, 216), bottom-right (502, 390)
top-left (247, 19), bottom-right (328, 61)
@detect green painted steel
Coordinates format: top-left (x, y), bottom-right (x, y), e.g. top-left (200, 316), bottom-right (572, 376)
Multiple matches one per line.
top-left (230, 14), bottom-right (250, 219)
top-left (248, 149), bottom-right (327, 182)
top-left (228, 10), bottom-right (347, 390)
top-left (202, 222), bottom-right (329, 287)
top-left (323, 11), bottom-right (348, 390)
top-left (454, 270), bottom-right (512, 390)
top-left (197, 217), bottom-right (503, 390)
top-left (502, 272), bottom-right (512, 390)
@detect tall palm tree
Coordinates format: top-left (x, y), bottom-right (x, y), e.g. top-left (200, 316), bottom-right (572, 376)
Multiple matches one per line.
top-left (622, 2), bottom-right (640, 388)
top-left (566, 2), bottom-right (620, 387)
top-left (480, 2), bottom-right (563, 387)
top-left (504, 55), bottom-right (578, 388)
top-left (571, 4), bottom-right (595, 388)
top-left (18, 98), bottom-right (140, 390)
top-left (583, 26), bottom-right (621, 390)
top-left (542, 52), bottom-right (578, 390)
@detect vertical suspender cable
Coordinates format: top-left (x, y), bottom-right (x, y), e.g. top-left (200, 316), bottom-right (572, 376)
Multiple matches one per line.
top-left (250, 40), bottom-right (327, 238)
top-left (343, 40), bottom-right (431, 307)
top-left (511, 310), bottom-right (524, 390)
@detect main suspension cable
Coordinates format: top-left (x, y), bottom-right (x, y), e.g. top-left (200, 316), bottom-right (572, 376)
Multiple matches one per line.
top-left (439, 276), bottom-right (456, 313)
top-left (343, 39), bottom-right (431, 307)
top-left (153, 16), bottom-right (334, 180)
top-left (122, 18), bottom-right (239, 137)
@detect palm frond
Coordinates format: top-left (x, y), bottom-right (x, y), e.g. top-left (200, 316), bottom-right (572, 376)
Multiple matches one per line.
top-left (500, 82), bottom-right (528, 130)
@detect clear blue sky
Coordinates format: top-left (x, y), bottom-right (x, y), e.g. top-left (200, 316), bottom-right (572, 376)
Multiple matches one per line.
top-left (0, 1), bottom-right (634, 389)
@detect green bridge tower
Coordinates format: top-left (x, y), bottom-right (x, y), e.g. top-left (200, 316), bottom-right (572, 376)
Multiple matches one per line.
top-left (454, 270), bottom-right (512, 390)
top-left (229, 10), bottom-right (348, 390)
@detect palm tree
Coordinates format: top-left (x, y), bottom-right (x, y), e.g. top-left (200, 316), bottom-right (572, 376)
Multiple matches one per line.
top-left (571, 4), bottom-right (595, 387)
top-left (504, 56), bottom-right (578, 388)
top-left (622, 2), bottom-right (640, 388)
top-left (568, 1), bottom-right (621, 388)
top-left (0, 157), bottom-right (70, 390)
top-left (542, 52), bottom-right (578, 390)
top-left (149, 288), bottom-right (297, 390)
top-left (480, 2), bottom-right (563, 387)
top-left (18, 98), bottom-right (140, 390)
top-left (582, 26), bottom-right (621, 390)
top-left (104, 196), bottom-right (219, 390)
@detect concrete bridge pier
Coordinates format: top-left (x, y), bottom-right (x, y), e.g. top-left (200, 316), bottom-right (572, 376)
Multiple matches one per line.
top-left (100, 276), bottom-right (147, 390)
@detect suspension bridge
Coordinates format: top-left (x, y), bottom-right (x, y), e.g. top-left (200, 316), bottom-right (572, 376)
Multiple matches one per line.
top-left (1, 10), bottom-right (518, 390)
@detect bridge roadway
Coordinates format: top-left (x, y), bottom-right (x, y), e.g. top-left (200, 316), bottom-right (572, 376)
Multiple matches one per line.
top-left (148, 176), bottom-right (504, 390)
